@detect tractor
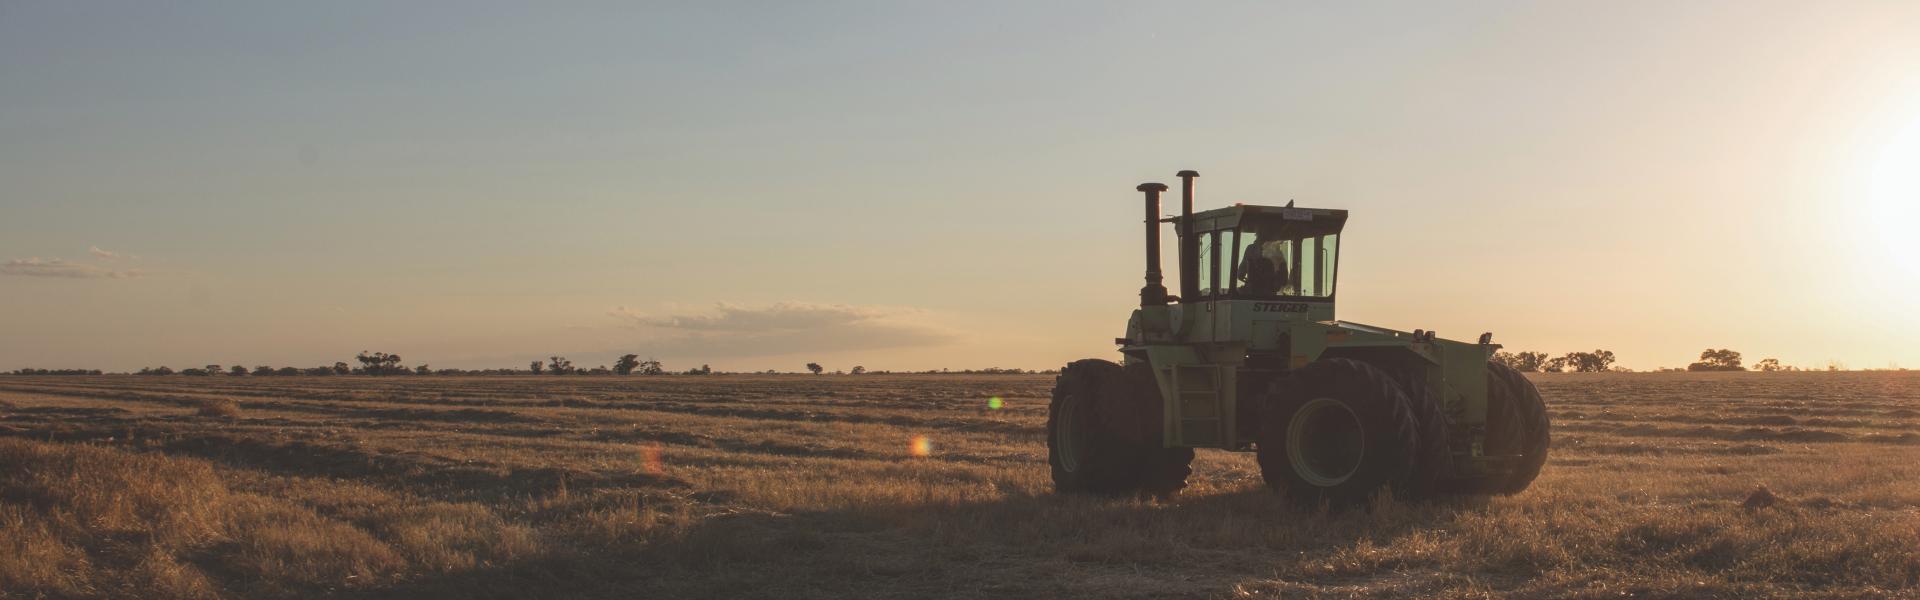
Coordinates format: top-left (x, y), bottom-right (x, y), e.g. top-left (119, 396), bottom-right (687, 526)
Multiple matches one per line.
top-left (1047, 170), bottom-right (1549, 508)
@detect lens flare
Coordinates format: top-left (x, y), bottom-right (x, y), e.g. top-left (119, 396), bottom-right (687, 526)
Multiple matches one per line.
top-left (910, 435), bottom-right (933, 457)
top-left (987, 397), bottom-right (1004, 410)
top-left (641, 443), bottom-right (664, 476)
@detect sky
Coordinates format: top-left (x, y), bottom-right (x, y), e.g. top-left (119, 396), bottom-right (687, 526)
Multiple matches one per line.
top-left (3, 1), bottom-right (1920, 373)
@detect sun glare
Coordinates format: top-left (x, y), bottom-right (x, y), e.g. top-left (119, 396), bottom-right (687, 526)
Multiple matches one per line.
top-left (1868, 115), bottom-right (1920, 283)
top-left (910, 435), bottom-right (933, 457)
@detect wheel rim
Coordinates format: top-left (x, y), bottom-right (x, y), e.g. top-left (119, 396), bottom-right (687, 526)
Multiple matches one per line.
top-left (1287, 397), bottom-right (1365, 487)
top-left (1056, 393), bottom-right (1083, 472)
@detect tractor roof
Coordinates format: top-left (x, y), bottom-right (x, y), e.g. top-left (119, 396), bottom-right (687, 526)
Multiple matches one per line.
top-left (1167, 204), bottom-right (1349, 235)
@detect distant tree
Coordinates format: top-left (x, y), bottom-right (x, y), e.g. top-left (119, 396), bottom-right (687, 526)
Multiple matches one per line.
top-left (181, 368), bottom-right (210, 376)
top-left (1688, 348), bottom-right (1745, 371)
top-left (614, 354), bottom-right (641, 375)
top-left (276, 366), bottom-right (300, 376)
top-left (1561, 350), bottom-right (1616, 373)
top-left (851, 365), bottom-right (867, 375)
top-left (806, 362), bottom-right (824, 375)
top-left (356, 351), bottom-right (405, 375)
top-left (305, 366), bottom-right (335, 376)
top-left (205, 364), bottom-right (222, 376)
top-left (228, 365), bottom-right (248, 376)
top-left (1516, 351), bottom-right (1548, 372)
top-left (415, 364), bottom-right (431, 375)
top-left (638, 358), bottom-right (664, 376)
top-left (1754, 358), bottom-right (1783, 372)
top-left (333, 362), bottom-right (351, 375)
top-left (1543, 357), bottom-right (1568, 373)
top-left (1492, 352), bottom-right (1519, 370)
top-left (547, 356), bottom-right (574, 375)
top-left (530, 360), bottom-right (544, 375)
top-left (250, 365), bottom-right (272, 376)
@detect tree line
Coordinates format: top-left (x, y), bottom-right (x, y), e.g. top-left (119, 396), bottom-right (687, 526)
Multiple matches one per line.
top-left (9, 368), bottom-right (103, 376)
top-left (530, 355), bottom-right (707, 376)
top-left (1682, 349), bottom-right (1845, 372)
top-left (18, 347), bottom-right (1867, 376)
top-left (1492, 347), bottom-right (1852, 373)
top-left (1491, 350), bottom-right (1619, 373)
top-left (21, 351), bottom-right (727, 377)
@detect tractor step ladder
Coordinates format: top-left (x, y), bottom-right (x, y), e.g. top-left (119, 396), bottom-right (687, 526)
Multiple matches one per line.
top-left (1171, 365), bottom-right (1224, 446)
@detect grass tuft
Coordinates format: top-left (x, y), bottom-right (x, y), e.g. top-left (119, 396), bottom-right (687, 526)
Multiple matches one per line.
top-left (190, 398), bottom-right (241, 418)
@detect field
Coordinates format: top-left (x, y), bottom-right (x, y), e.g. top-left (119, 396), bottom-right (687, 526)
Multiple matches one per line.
top-left (3, 372), bottom-right (1920, 599)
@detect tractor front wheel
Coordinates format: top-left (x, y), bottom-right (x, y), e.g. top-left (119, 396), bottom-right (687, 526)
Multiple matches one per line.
top-left (1048, 359), bottom-right (1193, 498)
top-left (1258, 358), bottom-right (1425, 510)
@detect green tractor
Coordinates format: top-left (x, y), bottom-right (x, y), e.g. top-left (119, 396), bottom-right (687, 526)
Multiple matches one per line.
top-left (1048, 170), bottom-right (1549, 508)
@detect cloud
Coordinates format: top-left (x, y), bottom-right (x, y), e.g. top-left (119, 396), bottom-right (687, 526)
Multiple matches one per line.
top-left (608, 302), bottom-right (959, 357)
top-left (88, 246), bottom-right (136, 261)
top-left (620, 302), bottom-right (913, 331)
top-left (1, 257), bottom-right (142, 279)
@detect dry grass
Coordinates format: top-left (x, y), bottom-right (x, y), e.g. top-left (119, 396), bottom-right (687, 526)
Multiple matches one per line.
top-left (1, 372), bottom-right (1918, 598)
top-left (191, 398), bottom-right (240, 418)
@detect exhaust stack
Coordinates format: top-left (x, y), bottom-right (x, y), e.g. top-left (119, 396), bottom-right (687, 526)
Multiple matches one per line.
top-left (1176, 170), bottom-right (1199, 300)
top-left (1137, 182), bottom-right (1170, 307)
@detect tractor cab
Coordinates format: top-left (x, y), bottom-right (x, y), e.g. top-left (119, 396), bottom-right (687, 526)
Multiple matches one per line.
top-left (1126, 203), bottom-right (1348, 350)
top-left (1177, 205), bottom-right (1345, 303)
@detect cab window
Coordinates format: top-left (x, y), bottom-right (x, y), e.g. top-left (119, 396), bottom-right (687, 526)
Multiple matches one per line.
top-left (1196, 231), bottom-right (1217, 298)
top-left (1231, 228), bottom-right (1338, 299)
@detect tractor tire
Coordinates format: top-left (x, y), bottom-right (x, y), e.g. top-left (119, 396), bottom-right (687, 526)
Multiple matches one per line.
top-left (1484, 361), bottom-right (1550, 495)
top-left (1048, 359), bottom-right (1194, 498)
top-left (1258, 358), bottom-right (1427, 510)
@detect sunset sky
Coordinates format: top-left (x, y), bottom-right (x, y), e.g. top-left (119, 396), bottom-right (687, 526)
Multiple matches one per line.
top-left (4, 2), bottom-right (1919, 373)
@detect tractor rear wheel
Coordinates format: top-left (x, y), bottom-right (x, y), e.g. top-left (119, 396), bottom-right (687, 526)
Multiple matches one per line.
top-left (1484, 361), bottom-right (1550, 494)
top-left (1258, 358), bottom-right (1427, 510)
top-left (1048, 359), bottom-right (1193, 497)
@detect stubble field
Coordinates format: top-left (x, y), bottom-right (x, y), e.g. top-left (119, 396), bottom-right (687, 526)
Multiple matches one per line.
top-left (3, 371), bottom-right (1920, 599)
